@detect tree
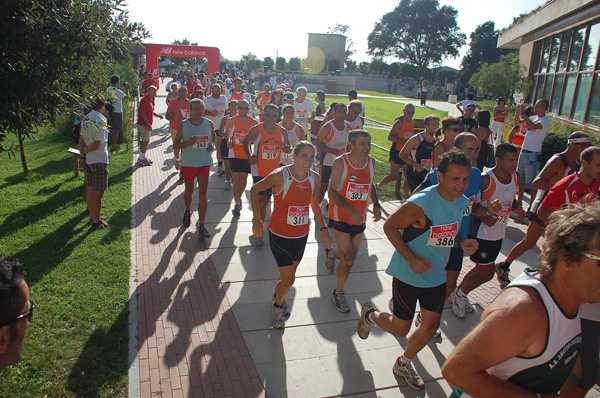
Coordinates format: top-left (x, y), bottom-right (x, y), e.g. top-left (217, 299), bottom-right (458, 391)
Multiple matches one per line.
top-left (276, 57), bottom-right (287, 71)
top-left (460, 21), bottom-right (513, 81)
top-left (368, 0), bottom-right (466, 74)
top-left (0, 0), bottom-right (147, 175)
top-left (242, 52), bottom-right (262, 71)
top-left (289, 57), bottom-right (301, 72)
top-left (469, 53), bottom-right (532, 105)
top-left (263, 56), bottom-right (274, 71)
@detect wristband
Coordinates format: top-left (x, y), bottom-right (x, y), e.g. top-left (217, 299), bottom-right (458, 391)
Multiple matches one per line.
top-left (373, 203), bottom-right (381, 209)
top-left (320, 226), bottom-right (329, 231)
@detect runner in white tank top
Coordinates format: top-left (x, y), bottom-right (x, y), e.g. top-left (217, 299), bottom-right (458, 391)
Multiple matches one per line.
top-left (280, 104), bottom-right (306, 166)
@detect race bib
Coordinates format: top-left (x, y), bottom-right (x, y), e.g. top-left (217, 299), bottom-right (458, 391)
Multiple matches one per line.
top-left (192, 135), bottom-right (209, 149)
top-left (421, 159), bottom-right (432, 169)
top-left (295, 110), bottom-right (308, 124)
top-left (463, 196), bottom-right (475, 216)
top-left (427, 222), bottom-right (458, 247)
top-left (180, 109), bottom-right (191, 119)
top-left (262, 145), bottom-right (281, 160)
top-left (496, 205), bottom-right (512, 224)
top-left (348, 125), bottom-right (361, 131)
top-left (234, 132), bottom-right (246, 145)
top-left (286, 206), bottom-right (309, 226)
top-left (346, 182), bottom-right (370, 201)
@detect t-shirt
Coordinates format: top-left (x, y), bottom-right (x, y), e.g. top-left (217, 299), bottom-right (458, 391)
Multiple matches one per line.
top-left (459, 116), bottom-right (478, 134)
top-left (106, 86), bottom-right (126, 113)
top-left (521, 115), bottom-right (551, 153)
top-left (293, 98), bottom-right (315, 135)
top-left (540, 173), bottom-right (600, 212)
top-left (80, 110), bottom-right (109, 165)
top-left (137, 95), bottom-right (155, 128)
top-left (386, 186), bottom-right (468, 288)
top-left (141, 78), bottom-right (154, 93)
top-left (166, 98), bottom-right (191, 130)
top-left (203, 95), bottom-right (228, 132)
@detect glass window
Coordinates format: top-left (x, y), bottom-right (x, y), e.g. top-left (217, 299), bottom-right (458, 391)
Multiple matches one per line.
top-left (543, 75), bottom-right (554, 101)
top-left (531, 42), bottom-right (543, 74)
top-left (572, 74), bottom-right (592, 121)
top-left (588, 74), bottom-right (600, 126)
top-left (540, 38), bottom-right (551, 73)
top-left (534, 75), bottom-right (545, 102)
top-left (582, 23), bottom-right (600, 71)
top-left (557, 31), bottom-right (572, 72)
top-left (560, 75), bottom-right (577, 117)
top-left (569, 27), bottom-right (586, 72)
top-left (551, 75), bottom-right (564, 113)
top-left (548, 35), bottom-right (560, 72)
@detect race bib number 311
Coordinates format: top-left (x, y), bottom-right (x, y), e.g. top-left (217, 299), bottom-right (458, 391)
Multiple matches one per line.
top-left (287, 206), bottom-right (309, 226)
top-left (346, 182), bottom-right (369, 201)
top-left (427, 222), bottom-right (458, 247)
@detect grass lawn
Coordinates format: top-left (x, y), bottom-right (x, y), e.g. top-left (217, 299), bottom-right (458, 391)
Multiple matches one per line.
top-left (0, 128), bottom-right (133, 397)
top-left (307, 92), bottom-right (448, 201)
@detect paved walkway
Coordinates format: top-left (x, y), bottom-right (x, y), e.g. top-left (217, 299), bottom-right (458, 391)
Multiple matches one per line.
top-left (131, 93), bottom-right (599, 397)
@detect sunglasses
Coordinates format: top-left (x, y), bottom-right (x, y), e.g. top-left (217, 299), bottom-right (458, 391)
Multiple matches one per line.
top-left (0, 300), bottom-right (35, 327)
top-left (238, 107), bottom-right (249, 110)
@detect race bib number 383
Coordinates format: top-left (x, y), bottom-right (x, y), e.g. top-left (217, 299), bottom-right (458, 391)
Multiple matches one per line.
top-left (346, 182), bottom-right (369, 201)
top-left (427, 222), bottom-right (458, 247)
top-left (287, 206), bottom-right (309, 226)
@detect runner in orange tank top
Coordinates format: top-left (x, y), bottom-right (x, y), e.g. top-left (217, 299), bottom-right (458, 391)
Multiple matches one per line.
top-left (255, 83), bottom-right (272, 122)
top-left (325, 129), bottom-right (382, 313)
top-left (250, 141), bottom-right (332, 328)
top-left (244, 103), bottom-right (291, 244)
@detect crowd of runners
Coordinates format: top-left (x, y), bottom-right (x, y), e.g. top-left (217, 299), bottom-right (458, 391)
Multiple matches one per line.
top-left (65, 68), bottom-right (600, 396)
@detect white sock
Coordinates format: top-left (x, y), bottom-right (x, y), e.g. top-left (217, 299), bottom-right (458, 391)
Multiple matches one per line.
top-left (400, 355), bottom-right (412, 365)
top-left (457, 288), bottom-right (467, 298)
top-left (367, 310), bottom-right (375, 324)
top-left (139, 152), bottom-right (146, 161)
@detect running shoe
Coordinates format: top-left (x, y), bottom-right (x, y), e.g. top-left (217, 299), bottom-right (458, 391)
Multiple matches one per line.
top-left (197, 225), bottom-right (210, 239)
top-left (272, 302), bottom-right (285, 329)
top-left (452, 289), bottom-right (468, 318)
top-left (232, 202), bottom-right (241, 217)
top-left (217, 165), bottom-right (224, 176)
top-left (331, 290), bottom-right (350, 313)
top-left (224, 180), bottom-right (231, 191)
top-left (175, 158), bottom-right (181, 170)
top-left (495, 262), bottom-right (510, 287)
top-left (393, 359), bottom-right (425, 390)
top-left (272, 293), bottom-right (291, 320)
top-left (137, 158), bottom-right (152, 166)
top-left (182, 210), bottom-right (191, 228)
top-left (255, 236), bottom-right (264, 247)
top-left (414, 312), bottom-right (441, 338)
top-left (357, 302), bottom-right (377, 339)
top-left (324, 248), bottom-right (336, 274)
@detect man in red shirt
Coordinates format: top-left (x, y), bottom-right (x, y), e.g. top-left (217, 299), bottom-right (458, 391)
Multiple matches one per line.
top-left (136, 86), bottom-right (164, 166)
top-left (141, 73), bottom-right (155, 95)
top-left (537, 146), bottom-right (600, 224)
top-left (166, 86), bottom-right (191, 170)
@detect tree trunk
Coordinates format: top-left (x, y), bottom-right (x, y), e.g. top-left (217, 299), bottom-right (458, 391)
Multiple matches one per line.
top-left (17, 129), bottom-right (29, 176)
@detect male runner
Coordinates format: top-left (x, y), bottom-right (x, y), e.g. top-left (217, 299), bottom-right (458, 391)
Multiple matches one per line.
top-left (346, 100), bottom-right (364, 131)
top-left (229, 77), bottom-right (245, 102)
top-left (173, 99), bottom-right (215, 238)
top-left (293, 86), bottom-right (315, 137)
top-left (204, 83), bottom-right (228, 176)
top-left (399, 115), bottom-right (439, 192)
top-left (165, 86), bottom-right (191, 170)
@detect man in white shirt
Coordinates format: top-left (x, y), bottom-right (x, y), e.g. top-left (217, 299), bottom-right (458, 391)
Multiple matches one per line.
top-left (456, 93), bottom-right (482, 115)
top-left (204, 84), bottom-right (228, 176)
top-left (293, 86), bottom-right (315, 137)
top-left (514, 99), bottom-right (552, 206)
top-left (106, 75), bottom-right (129, 151)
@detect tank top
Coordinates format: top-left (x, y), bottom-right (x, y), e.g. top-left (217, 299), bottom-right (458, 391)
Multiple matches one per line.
top-left (329, 154), bottom-right (373, 225)
top-left (493, 107), bottom-right (506, 122)
top-left (407, 133), bottom-right (434, 182)
top-left (454, 271), bottom-right (581, 397)
top-left (230, 115), bottom-right (252, 159)
top-left (181, 118), bottom-right (213, 167)
top-left (346, 117), bottom-right (362, 132)
top-left (394, 117), bottom-right (415, 151)
top-left (279, 122), bottom-right (301, 166)
top-left (268, 166), bottom-right (315, 238)
top-left (530, 153), bottom-right (572, 214)
top-left (477, 170), bottom-right (518, 241)
top-left (322, 120), bottom-right (349, 167)
top-left (253, 124), bottom-right (284, 177)
top-left (259, 92), bottom-right (271, 112)
top-left (230, 90), bottom-right (244, 102)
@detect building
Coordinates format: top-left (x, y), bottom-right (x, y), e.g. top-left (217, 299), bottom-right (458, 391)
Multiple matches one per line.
top-left (498, 0), bottom-right (600, 127)
top-left (306, 33), bottom-right (346, 73)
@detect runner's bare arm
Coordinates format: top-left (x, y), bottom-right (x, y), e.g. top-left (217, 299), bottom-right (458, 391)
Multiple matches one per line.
top-left (398, 135), bottom-right (424, 171)
top-left (250, 170), bottom-right (283, 237)
top-left (386, 117), bottom-right (405, 144)
top-left (315, 123), bottom-right (334, 154)
top-left (243, 125), bottom-right (260, 160)
top-left (310, 172), bottom-right (333, 250)
top-left (532, 156), bottom-right (564, 191)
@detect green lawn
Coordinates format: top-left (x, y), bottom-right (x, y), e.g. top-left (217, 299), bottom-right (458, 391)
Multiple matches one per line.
top-left (0, 129), bottom-right (132, 397)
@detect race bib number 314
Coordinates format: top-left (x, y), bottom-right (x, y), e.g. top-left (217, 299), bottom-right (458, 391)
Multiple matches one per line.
top-left (427, 222), bottom-right (458, 247)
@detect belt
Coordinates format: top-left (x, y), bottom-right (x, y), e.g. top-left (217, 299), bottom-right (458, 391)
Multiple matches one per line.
top-left (521, 149), bottom-right (539, 154)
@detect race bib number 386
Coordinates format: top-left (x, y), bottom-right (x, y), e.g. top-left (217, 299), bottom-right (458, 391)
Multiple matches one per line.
top-left (427, 222), bottom-right (458, 247)
top-left (346, 182), bottom-right (369, 201)
top-left (287, 206), bottom-right (309, 226)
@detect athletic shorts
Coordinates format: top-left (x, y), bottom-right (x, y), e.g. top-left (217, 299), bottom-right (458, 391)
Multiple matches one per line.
top-left (321, 165), bottom-right (332, 184)
top-left (329, 219), bottom-right (366, 238)
top-left (268, 230), bottom-right (309, 267)
top-left (391, 278), bottom-right (446, 320)
top-left (138, 125), bottom-right (151, 142)
top-left (229, 158), bottom-right (251, 173)
top-left (220, 137), bottom-right (229, 159)
top-left (111, 112), bottom-right (123, 131)
top-left (568, 318), bottom-right (600, 389)
top-left (170, 128), bottom-right (177, 142)
top-left (528, 211), bottom-right (547, 228)
top-left (85, 162), bottom-right (109, 191)
top-left (445, 247), bottom-right (464, 272)
top-left (252, 175), bottom-right (272, 196)
top-left (389, 146), bottom-right (405, 166)
top-left (180, 165), bottom-right (210, 181)
top-left (470, 238), bottom-right (503, 265)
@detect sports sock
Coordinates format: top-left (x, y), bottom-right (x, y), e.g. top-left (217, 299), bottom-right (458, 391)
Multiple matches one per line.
top-left (400, 355), bottom-right (412, 365)
top-left (366, 309), bottom-right (375, 324)
top-left (457, 288), bottom-right (467, 298)
top-left (139, 152), bottom-right (146, 161)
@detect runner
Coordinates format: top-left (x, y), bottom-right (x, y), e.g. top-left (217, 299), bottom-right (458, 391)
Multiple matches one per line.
top-left (226, 99), bottom-right (257, 217)
top-left (315, 103), bottom-right (349, 205)
top-left (432, 116), bottom-right (461, 168)
top-left (491, 96), bottom-right (509, 149)
top-left (325, 129), bottom-right (381, 312)
top-left (279, 104), bottom-right (306, 167)
top-left (243, 103), bottom-right (291, 245)
top-left (375, 103), bottom-right (415, 199)
top-left (204, 83), bottom-right (228, 177)
top-left (346, 100), bottom-right (364, 131)
top-left (255, 83), bottom-right (271, 122)
top-left (356, 150), bottom-right (478, 391)
top-left (495, 132), bottom-right (591, 285)
top-left (173, 99), bottom-right (215, 239)
top-left (229, 77), bottom-right (245, 102)
top-left (165, 86), bottom-right (191, 171)
top-left (136, 86), bottom-right (164, 166)
top-left (399, 115), bottom-right (439, 192)
top-left (452, 144), bottom-right (525, 319)
top-left (293, 86), bottom-right (315, 136)
top-left (218, 100), bottom-right (238, 191)
top-left (250, 141), bottom-right (332, 328)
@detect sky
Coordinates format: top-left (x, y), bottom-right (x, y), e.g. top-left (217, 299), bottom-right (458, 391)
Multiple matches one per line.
top-left (124, 0), bottom-right (547, 70)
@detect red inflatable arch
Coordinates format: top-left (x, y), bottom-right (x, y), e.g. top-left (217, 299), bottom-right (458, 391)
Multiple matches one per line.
top-left (144, 43), bottom-right (220, 89)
